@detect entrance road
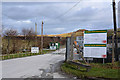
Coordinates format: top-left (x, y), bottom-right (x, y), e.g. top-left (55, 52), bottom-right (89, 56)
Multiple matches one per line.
top-left (2, 48), bottom-right (66, 78)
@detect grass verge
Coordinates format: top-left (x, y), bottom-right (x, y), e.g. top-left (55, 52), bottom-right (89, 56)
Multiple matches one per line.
top-left (1, 50), bottom-right (55, 60)
top-left (61, 62), bottom-right (119, 79)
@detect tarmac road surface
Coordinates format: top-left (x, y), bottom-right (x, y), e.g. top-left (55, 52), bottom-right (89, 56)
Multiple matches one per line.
top-left (2, 48), bottom-right (66, 78)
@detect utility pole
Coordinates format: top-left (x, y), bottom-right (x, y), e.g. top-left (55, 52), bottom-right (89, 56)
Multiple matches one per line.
top-left (112, 0), bottom-right (118, 61)
top-left (41, 21), bottom-right (44, 53)
top-left (118, 1), bottom-right (120, 62)
top-left (35, 22), bottom-right (37, 35)
top-left (35, 22), bottom-right (37, 46)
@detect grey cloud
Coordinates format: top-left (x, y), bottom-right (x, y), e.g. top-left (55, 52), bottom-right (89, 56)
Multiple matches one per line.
top-left (2, 2), bottom-right (75, 20)
top-left (2, 2), bottom-right (115, 34)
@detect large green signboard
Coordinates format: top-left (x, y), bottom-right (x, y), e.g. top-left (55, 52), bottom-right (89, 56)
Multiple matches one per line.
top-left (84, 30), bottom-right (107, 58)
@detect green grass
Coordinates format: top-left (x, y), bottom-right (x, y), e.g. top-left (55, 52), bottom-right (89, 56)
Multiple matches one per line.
top-left (1, 50), bottom-right (56, 60)
top-left (61, 62), bottom-right (119, 79)
top-left (42, 49), bottom-right (55, 54)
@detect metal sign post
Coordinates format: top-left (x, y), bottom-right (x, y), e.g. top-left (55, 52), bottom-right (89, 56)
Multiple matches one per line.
top-left (103, 58), bottom-right (104, 64)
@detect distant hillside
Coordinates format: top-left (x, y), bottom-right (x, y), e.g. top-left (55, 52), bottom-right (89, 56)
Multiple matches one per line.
top-left (44, 29), bottom-right (86, 37)
top-left (37, 28), bottom-right (120, 38)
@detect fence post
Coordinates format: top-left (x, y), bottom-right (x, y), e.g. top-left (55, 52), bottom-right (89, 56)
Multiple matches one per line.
top-left (112, 33), bottom-right (115, 66)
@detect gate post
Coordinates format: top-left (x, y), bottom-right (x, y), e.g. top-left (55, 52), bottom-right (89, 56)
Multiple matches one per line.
top-left (70, 34), bottom-right (74, 61)
top-left (65, 37), bottom-right (71, 61)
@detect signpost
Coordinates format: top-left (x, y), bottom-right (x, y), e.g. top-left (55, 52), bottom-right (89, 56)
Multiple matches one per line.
top-left (84, 30), bottom-right (107, 60)
top-left (31, 47), bottom-right (39, 53)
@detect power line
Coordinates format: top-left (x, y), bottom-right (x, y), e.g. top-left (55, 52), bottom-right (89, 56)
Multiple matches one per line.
top-left (55, 0), bottom-right (82, 19)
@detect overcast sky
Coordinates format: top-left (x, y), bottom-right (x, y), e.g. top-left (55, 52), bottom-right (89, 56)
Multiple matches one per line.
top-left (2, 0), bottom-right (120, 35)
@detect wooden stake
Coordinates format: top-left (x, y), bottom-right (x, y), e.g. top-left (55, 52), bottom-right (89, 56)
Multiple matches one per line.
top-left (74, 42), bottom-right (88, 65)
top-left (112, 33), bottom-right (115, 66)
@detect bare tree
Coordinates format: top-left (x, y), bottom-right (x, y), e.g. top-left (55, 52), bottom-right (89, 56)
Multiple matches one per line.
top-left (4, 29), bottom-right (18, 36)
top-left (3, 29), bottom-right (18, 54)
top-left (21, 28), bottom-right (36, 50)
top-left (22, 28), bottom-right (36, 37)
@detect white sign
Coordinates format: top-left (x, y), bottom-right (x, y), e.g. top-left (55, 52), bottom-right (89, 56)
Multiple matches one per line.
top-left (50, 46), bottom-right (56, 50)
top-left (84, 30), bottom-right (107, 58)
top-left (31, 47), bottom-right (39, 53)
top-left (84, 33), bottom-right (107, 44)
